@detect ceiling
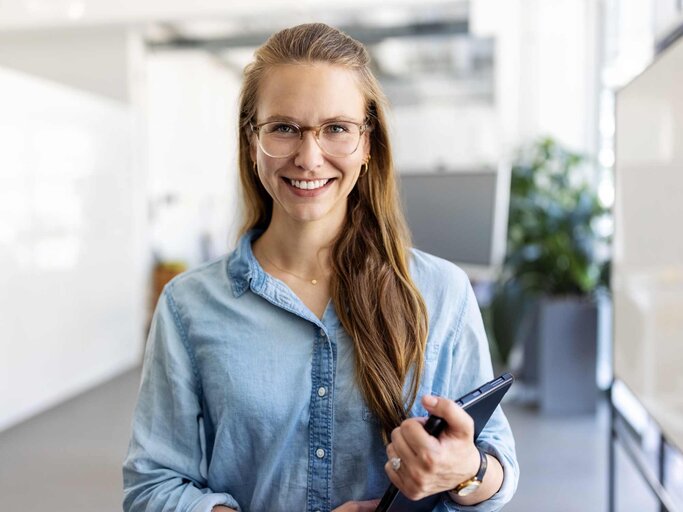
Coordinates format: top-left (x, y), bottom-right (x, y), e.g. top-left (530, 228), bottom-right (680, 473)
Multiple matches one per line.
top-left (0, 0), bottom-right (493, 106)
top-left (0, 0), bottom-right (467, 31)
top-left (141, 1), bottom-right (493, 105)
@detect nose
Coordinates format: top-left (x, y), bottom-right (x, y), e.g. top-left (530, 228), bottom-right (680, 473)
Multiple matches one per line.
top-left (293, 130), bottom-right (324, 170)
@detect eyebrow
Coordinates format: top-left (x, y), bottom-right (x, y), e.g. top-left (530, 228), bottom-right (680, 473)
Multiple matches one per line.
top-left (259, 114), bottom-right (362, 124)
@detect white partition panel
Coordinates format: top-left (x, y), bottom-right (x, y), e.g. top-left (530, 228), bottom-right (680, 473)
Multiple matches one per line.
top-left (0, 68), bottom-right (146, 432)
top-left (613, 36), bottom-right (683, 451)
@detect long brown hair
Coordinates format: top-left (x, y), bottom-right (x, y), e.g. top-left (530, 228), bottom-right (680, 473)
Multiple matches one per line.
top-left (237, 23), bottom-right (428, 443)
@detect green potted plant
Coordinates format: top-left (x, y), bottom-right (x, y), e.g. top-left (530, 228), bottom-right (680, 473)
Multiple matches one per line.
top-left (490, 137), bottom-right (611, 414)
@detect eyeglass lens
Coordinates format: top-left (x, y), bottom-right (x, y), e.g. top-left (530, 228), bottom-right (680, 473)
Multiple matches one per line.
top-left (258, 122), bottom-right (362, 157)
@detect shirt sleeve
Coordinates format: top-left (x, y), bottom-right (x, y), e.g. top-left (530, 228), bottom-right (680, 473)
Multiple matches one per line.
top-left (439, 276), bottom-right (520, 512)
top-left (122, 287), bottom-right (241, 512)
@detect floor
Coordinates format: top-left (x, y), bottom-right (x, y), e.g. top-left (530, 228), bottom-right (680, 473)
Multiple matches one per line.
top-left (504, 395), bottom-right (657, 511)
top-left (0, 368), bottom-right (659, 512)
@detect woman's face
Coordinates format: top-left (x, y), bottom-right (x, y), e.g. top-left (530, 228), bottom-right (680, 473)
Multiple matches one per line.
top-left (251, 63), bottom-right (370, 229)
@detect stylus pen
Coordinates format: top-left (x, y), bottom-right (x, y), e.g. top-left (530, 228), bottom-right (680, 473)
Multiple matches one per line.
top-left (375, 415), bottom-right (447, 512)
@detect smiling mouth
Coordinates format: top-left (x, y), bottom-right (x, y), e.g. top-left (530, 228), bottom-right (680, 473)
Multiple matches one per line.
top-left (285, 178), bottom-right (334, 190)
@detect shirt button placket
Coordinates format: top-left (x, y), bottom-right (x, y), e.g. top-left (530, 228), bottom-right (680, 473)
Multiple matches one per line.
top-left (309, 324), bottom-right (333, 512)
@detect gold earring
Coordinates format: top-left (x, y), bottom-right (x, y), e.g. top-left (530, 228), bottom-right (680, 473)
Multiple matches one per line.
top-left (253, 162), bottom-right (257, 173)
top-left (360, 161), bottom-right (369, 177)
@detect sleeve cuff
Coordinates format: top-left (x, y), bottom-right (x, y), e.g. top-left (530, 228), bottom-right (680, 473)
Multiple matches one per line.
top-left (439, 441), bottom-right (518, 512)
top-left (190, 492), bottom-right (241, 512)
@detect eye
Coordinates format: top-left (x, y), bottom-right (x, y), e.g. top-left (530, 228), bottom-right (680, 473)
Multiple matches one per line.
top-left (323, 123), bottom-right (352, 135)
top-left (265, 122), bottom-right (299, 135)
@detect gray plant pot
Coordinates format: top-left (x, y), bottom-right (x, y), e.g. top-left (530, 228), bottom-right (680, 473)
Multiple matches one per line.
top-left (537, 295), bottom-right (598, 415)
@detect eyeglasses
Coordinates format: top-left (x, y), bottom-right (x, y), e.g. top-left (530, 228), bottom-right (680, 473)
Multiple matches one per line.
top-left (250, 119), bottom-right (370, 158)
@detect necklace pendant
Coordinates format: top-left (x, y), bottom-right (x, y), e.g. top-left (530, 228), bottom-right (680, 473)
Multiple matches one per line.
top-left (311, 279), bottom-right (318, 285)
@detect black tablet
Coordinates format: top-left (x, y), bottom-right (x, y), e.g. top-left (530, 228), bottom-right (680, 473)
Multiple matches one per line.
top-left (374, 373), bottom-right (514, 512)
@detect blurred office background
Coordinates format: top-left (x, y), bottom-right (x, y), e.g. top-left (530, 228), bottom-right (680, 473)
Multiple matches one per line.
top-left (1, 0), bottom-right (682, 511)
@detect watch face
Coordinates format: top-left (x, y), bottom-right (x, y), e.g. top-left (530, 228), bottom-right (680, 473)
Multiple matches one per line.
top-left (457, 480), bottom-right (481, 497)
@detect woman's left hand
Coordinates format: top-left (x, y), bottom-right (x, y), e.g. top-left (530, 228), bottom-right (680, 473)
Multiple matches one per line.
top-left (384, 395), bottom-right (481, 501)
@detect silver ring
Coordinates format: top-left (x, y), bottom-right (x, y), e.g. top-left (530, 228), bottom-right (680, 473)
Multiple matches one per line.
top-left (390, 457), bottom-right (401, 471)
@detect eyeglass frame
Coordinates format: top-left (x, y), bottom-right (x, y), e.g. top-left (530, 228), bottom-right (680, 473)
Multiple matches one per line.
top-left (249, 118), bottom-right (372, 158)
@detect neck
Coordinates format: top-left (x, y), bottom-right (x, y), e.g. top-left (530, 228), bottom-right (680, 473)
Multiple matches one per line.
top-left (253, 215), bottom-right (343, 277)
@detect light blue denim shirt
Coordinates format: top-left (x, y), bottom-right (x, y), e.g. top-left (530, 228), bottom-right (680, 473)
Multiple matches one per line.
top-left (123, 230), bottom-right (518, 512)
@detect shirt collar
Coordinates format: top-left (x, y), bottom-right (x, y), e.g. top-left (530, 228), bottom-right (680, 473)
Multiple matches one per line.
top-left (227, 229), bottom-right (264, 297)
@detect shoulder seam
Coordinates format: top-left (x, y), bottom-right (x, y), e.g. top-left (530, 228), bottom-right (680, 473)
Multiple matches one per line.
top-left (164, 284), bottom-right (205, 403)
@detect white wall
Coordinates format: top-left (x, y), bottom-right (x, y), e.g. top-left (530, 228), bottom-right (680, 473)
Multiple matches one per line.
top-left (0, 27), bottom-right (147, 432)
top-left (0, 66), bottom-right (146, 432)
top-left (520, 0), bottom-right (600, 155)
top-left (391, 103), bottom-right (500, 172)
top-left (146, 50), bottom-right (241, 266)
top-left (473, 0), bottom-right (601, 157)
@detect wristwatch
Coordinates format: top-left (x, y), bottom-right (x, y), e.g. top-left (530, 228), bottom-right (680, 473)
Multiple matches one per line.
top-left (450, 446), bottom-right (488, 497)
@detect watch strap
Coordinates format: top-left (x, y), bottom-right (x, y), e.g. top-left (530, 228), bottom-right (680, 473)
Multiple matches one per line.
top-left (451, 446), bottom-right (488, 496)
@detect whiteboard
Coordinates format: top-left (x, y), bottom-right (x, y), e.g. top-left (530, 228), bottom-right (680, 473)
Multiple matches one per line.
top-left (613, 35), bottom-right (683, 451)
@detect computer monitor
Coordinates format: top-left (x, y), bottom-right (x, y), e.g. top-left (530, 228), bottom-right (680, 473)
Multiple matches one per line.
top-left (398, 166), bottom-right (509, 281)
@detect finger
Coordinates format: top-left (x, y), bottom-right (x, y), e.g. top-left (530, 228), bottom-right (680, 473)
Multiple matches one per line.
top-left (391, 424), bottom-right (420, 464)
top-left (397, 424), bottom-right (442, 473)
top-left (385, 441), bottom-right (401, 474)
top-left (386, 441), bottom-right (398, 461)
top-left (384, 454), bottom-right (407, 490)
top-left (399, 417), bottom-right (441, 455)
top-left (393, 422), bottom-right (442, 487)
top-left (421, 395), bottom-right (475, 440)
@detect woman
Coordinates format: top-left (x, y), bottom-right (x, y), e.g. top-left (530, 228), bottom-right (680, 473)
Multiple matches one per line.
top-left (123, 23), bottom-right (518, 512)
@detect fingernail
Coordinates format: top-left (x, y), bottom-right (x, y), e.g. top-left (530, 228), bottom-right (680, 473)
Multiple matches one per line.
top-left (423, 395), bottom-right (438, 407)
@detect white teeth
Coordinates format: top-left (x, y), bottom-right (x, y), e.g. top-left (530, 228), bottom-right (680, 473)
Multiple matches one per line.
top-left (289, 179), bottom-right (330, 190)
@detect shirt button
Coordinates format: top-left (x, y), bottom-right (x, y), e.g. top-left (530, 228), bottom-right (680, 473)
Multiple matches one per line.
top-left (319, 328), bottom-right (326, 337)
top-left (316, 448), bottom-right (325, 459)
top-left (317, 386), bottom-right (327, 397)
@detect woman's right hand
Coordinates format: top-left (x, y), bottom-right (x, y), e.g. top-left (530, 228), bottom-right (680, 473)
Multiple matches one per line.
top-left (332, 499), bottom-right (380, 511)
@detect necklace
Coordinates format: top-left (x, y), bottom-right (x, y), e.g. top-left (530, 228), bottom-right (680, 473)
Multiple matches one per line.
top-left (261, 254), bottom-right (327, 285)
